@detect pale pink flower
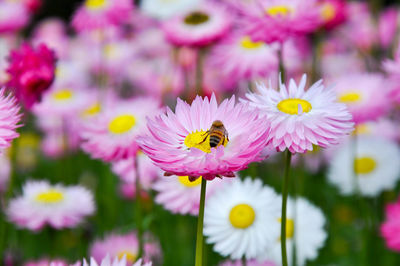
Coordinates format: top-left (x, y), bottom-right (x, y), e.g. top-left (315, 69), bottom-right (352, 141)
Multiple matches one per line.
top-left (24, 258), bottom-right (68, 266)
top-left (379, 8), bottom-right (398, 49)
top-left (243, 74), bottom-right (354, 153)
top-left (0, 1), bottom-right (30, 33)
top-left (137, 94), bottom-right (270, 180)
top-left (0, 88), bottom-right (22, 152)
top-left (7, 180), bottom-right (95, 231)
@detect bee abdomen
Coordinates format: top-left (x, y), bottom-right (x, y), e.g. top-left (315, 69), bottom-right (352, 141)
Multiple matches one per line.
top-left (209, 132), bottom-right (223, 148)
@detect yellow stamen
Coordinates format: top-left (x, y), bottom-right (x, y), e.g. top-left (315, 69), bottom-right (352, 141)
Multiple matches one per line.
top-left (117, 251), bottom-right (136, 263)
top-left (240, 36), bottom-right (264, 50)
top-left (35, 190), bottom-right (64, 203)
top-left (184, 130), bottom-right (227, 153)
top-left (229, 204), bottom-right (256, 229)
top-left (83, 103), bottom-right (101, 117)
top-left (52, 89), bottom-right (73, 101)
top-left (277, 98), bottom-right (312, 115)
top-left (108, 114), bottom-right (136, 134)
top-left (339, 92), bottom-right (361, 103)
top-left (184, 11), bottom-right (209, 25)
top-left (85, 0), bottom-right (107, 10)
top-left (178, 176), bottom-right (202, 187)
top-left (278, 218), bottom-right (295, 239)
top-left (354, 157), bottom-right (376, 174)
top-left (266, 5), bottom-right (293, 17)
top-left (321, 3), bottom-right (336, 21)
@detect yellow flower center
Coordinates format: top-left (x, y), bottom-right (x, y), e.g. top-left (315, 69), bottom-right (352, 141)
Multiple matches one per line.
top-left (321, 3), bottom-right (336, 21)
top-left (339, 92), bottom-right (361, 103)
top-left (108, 114), bottom-right (136, 134)
top-left (83, 103), bottom-right (101, 117)
top-left (354, 156), bottom-right (376, 174)
top-left (184, 130), bottom-right (227, 153)
top-left (354, 124), bottom-right (370, 135)
top-left (117, 251), bottom-right (137, 263)
top-left (52, 89), bottom-right (73, 101)
top-left (277, 98), bottom-right (312, 115)
top-left (35, 189), bottom-right (64, 203)
top-left (184, 11), bottom-right (209, 25)
top-left (104, 44), bottom-right (117, 58)
top-left (85, 0), bottom-right (107, 10)
top-left (240, 36), bottom-right (264, 50)
top-left (229, 204), bottom-right (256, 229)
top-left (178, 176), bottom-right (202, 187)
top-left (278, 218), bottom-right (295, 239)
top-left (266, 5), bottom-right (293, 17)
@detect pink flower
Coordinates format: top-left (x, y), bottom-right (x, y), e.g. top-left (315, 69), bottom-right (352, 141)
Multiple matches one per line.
top-left (0, 1), bottom-right (30, 33)
top-left (161, 3), bottom-right (231, 47)
top-left (71, 0), bottom-right (134, 32)
top-left (0, 88), bottom-right (22, 152)
top-left (240, 0), bottom-right (322, 43)
top-left (6, 43), bottom-right (56, 109)
top-left (7, 180), bottom-right (95, 231)
top-left (137, 94), bottom-right (269, 180)
top-left (90, 232), bottom-right (161, 265)
top-left (24, 258), bottom-right (68, 266)
top-left (243, 74), bottom-right (354, 153)
top-left (81, 97), bottom-right (161, 162)
top-left (379, 8), bottom-right (398, 49)
top-left (317, 0), bottom-right (347, 30)
top-left (381, 197), bottom-right (400, 252)
top-left (332, 73), bottom-right (390, 124)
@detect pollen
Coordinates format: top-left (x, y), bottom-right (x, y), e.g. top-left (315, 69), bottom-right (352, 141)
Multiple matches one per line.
top-left (278, 218), bottom-right (295, 239)
top-left (184, 130), bottom-right (227, 153)
top-left (83, 103), bottom-right (101, 117)
top-left (52, 89), bottom-right (73, 101)
top-left (277, 98), bottom-right (312, 115)
top-left (35, 189), bottom-right (64, 203)
top-left (266, 5), bottom-right (293, 17)
top-left (117, 251), bottom-right (137, 263)
top-left (108, 114), bottom-right (136, 134)
top-left (229, 204), bottom-right (256, 229)
top-left (321, 3), bottom-right (336, 21)
top-left (339, 92), bottom-right (361, 103)
top-left (85, 0), bottom-right (107, 10)
top-left (354, 156), bottom-right (376, 175)
top-left (178, 176), bottom-right (202, 187)
top-left (240, 36), bottom-right (264, 50)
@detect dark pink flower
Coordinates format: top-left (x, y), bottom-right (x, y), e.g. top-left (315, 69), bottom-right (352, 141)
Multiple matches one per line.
top-left (6, 43), bottom-right (56, 109)
top-left (381, 198), bottom-right (400, 252)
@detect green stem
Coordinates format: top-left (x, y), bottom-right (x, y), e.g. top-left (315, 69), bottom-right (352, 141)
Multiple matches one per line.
top-left (281, 150), bottom-right (292, 266)
top-left (195, 178), bottom-right (207, 266)
top-left (242, 256), bottom-right (247, 266)
top-left (135, 157), bottom-right (144, 259)
top-left (278, 45), bottom-right (285, 84)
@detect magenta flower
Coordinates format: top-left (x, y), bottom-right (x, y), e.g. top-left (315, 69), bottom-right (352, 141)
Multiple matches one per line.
top-left (381, 198), bottom-right (400, 252)
top-left (6, 43), bottom-right (56, 109)
top-left (137, 94), bottom-right (269, 180)
top-left (243, 74), bottom-right (354, 153)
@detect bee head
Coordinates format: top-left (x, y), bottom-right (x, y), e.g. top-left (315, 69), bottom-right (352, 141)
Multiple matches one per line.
top-left (212, 120), bottom-right (224, 128)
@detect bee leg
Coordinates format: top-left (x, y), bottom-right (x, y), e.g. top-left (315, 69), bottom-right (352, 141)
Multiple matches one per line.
top-left (198, 133), bottom-right (209, 144)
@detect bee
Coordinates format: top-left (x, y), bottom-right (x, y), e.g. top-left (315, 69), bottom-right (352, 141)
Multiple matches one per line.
top-left (199, 120), bottom-right (229, 148)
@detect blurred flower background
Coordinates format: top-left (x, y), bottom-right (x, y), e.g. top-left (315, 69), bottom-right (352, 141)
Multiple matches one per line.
top-left (1, 0), bottom-right (400, 265)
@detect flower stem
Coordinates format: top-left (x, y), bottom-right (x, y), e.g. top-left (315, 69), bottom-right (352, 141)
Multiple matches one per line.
top-left (195, 178), bottom-right (207, 266)
top-left (278, 44), bottom-right (285, 84)
top-left (135, 157), bottom-right (144, 259)
top-left (281, 150), bottom-right (292, 266)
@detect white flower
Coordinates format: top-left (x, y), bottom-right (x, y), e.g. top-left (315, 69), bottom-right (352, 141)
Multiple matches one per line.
top-left (328, 135), bottom-right (400, 196)
top-left (259, 197), bottom-right (326, 266)
top-left (141, 0), bottom-right (201, 20)
top-left (77, 256), bottom-right (152, 266)
top-left (204, 178), bottom-right (281, 259)
top-left (7, 180), bottom-right (95, 231)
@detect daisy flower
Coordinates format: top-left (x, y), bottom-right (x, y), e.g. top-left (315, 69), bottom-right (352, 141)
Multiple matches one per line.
top-left (0, 88), bottom-right (22, 153)
top-left (243, 74), bottom-right (354, 153)
top-left (0, 1), bottom-right (30, 34)
top-left (141, 0), bottom-right (201, 20)
top-left (240, 0), bottom-right (322, 43)
top-left (90, 232), bottom-right (161, 264)
top-left (153, 174), bottom-right (229, 215)
top-left (7, 180), bottom-right (95, 231)
top-left (327, 136), bottom-right (400, 196)
top-left (204, 178), bottom-right (281, 259)
top-left (381, 197), bottom-right (400, 252)
top-left (81, 97), bottom-right (161, 162)
top-left (259, 197), bottom-right (327, 266)
top-left (71, 0), bottom-right (134, 32)
top-left (74, 256), bottom-right (152, 266)
top-left (332, 73), bottom-right (390, 124)
top-left (137, 94), bottom-right (270, 180)
top-left (161, 3), bottom-right (231, 47)
top-left (209, 32), bottom-right (278, 85)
